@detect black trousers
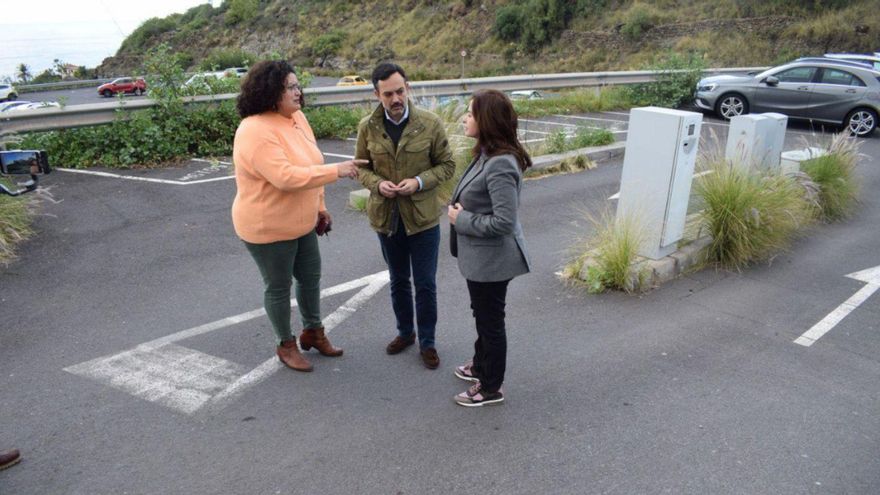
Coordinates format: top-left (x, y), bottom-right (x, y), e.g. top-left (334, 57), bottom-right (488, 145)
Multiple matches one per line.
top-left (467, 279), bottom-right (511, 394)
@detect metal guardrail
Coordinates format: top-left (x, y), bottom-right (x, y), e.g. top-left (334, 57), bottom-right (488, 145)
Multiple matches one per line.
top-left (14, 79), bottom-right (115, 93)
top-left (0, 67), bottom-right (765, 136)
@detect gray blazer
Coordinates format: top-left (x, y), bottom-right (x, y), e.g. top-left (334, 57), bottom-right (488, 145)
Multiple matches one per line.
top-left (451, 153), bottom-right (531, 282)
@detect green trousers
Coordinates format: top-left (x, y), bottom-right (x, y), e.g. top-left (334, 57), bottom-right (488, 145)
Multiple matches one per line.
top-left (244, 231), bottom-right (322, 344)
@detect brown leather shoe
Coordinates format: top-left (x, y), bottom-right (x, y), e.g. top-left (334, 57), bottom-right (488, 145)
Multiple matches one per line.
top-left (299, 326), bottom-right (343, 357)
top-left (276, 340), bottom-right (313, 372)
top-left (0, 449), bottom-right (21, 471)
top-left (420, 348), bottom-right (440, 369)
top-left (386, 334), bottom-right (416, 355)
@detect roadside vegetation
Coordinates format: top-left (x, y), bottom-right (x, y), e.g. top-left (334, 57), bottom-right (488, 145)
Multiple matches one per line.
top-left (694, 158), bottom-right (814, 270)
top-left (799, 133), bottom-right (861, 222)
top-left (94, 0), bottom-right (877, 82)
top-left (565, 132), bottom-right (863, 291)
top-left (0, 180), bottom-right (34, 265)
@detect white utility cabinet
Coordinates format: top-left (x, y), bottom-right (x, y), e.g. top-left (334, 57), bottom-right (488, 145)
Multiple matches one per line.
top-left (617, 107), bottom-right (703, 260)
top-left (725, 113), bottom-right (788, 171)
top-left (780, 147), bottom-right (827, 175)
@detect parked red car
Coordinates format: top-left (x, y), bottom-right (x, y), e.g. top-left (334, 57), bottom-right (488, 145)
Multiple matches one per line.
top-left (97, 77), bottom-right (147, 97)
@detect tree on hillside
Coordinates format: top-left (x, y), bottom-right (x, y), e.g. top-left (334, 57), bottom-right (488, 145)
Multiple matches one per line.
top-left (311, 31), bottom-right (346, 67)
top-left (16, 63), bottom-right (32, 84)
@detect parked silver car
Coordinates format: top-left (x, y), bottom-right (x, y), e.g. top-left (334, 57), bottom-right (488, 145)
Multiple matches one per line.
top-left (694, 59), bottom-right (880, 136)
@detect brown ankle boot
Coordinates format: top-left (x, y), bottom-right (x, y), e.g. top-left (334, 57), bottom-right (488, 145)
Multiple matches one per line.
top-left (299, 326), bottom-right (343, 357)
top-left (276, 340), bottom-right (313, 372)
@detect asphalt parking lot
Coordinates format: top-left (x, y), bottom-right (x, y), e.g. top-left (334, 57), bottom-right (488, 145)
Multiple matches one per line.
top-left (1, 110), bottom-right (878, 494)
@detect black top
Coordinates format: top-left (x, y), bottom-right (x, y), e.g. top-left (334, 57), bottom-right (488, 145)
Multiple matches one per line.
top-left (383, 115), bottom-right (409, 150)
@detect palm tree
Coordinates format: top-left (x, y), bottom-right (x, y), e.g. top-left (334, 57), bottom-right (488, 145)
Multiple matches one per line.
top-left (16, 63), bottom-right (32, 84)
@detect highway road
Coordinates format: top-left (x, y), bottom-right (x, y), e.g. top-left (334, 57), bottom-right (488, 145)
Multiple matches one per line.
top-left (16, 75), bottom-right (341, 106)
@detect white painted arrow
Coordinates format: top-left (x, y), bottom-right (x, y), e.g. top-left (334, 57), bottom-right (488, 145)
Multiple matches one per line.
top-left (794, 265), bottom-right (880, 347)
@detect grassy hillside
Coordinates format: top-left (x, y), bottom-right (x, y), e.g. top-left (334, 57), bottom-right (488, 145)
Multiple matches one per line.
top-left (99, 0), bottom-right (879, 78)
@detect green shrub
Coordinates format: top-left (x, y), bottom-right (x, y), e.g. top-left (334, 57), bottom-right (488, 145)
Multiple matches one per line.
top-left (311, 30), bottom-right (347, 63)
top-left (620, 3), bottom-right (659, 41)
top-left (538, 127), bottom-right (614, 155)
top-left (544, 129), bottom-right (569, 154)
top-left (566, 210), bottom-right (646, 293)
top-left (626, 52), bottom-right (705, 108)
top-left (303, 105), bottom-right (370, 140)
top-left (572, 127), bottom-right (614, 148)
top-left (199, 49), bottom-right (254, 71)
top-left (800, 134), bottom-right (860, 221)
top-left (512, 87), bottom-right (634, 118)
top-left (121, 17), bottom-right (178, 52)
top-left (694, 160), bottom-right (814, 270)
top-left (494, 4), bottom-right (524, 42)
top-left (225, 0), bottom-right (259, 25)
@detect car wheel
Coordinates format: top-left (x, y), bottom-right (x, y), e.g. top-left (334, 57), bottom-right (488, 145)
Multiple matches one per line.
top-left (845, 108), bottom-right (877, 137)
top-left (102, 90), bottom-right (113, 97)
top-left (7, 93), bottom-right (16, 101)
top-left (715, 93), bottom-right (749, 120)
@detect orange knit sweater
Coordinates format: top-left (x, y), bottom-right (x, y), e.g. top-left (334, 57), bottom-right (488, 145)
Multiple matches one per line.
top-left (231, 111), bottom-right (338, 244)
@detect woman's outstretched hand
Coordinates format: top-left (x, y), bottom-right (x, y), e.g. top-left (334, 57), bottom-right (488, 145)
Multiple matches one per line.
top-left (336, 159), bottom-right (369, 179)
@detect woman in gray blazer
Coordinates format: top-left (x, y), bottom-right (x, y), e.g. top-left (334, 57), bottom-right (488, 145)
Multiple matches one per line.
top-left (447, 89), bottom-right (532, 407)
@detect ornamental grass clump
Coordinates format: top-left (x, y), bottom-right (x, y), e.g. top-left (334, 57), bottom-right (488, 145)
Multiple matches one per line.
top-left (694, 159), bottom-right (814, 270)
top-left (565, 210), bottom-right (646, 293)
top-left (0, 180), bottom-right (35, 265)
top-left (800, 133), bottom-right (860, 222)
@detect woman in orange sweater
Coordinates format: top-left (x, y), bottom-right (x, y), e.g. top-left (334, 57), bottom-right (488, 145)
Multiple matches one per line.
top-left (232, 61), bottom-right (365, 372)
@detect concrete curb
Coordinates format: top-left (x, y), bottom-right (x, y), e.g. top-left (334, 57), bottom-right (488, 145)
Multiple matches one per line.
top-left (347, 141), bottom-right (627, 208)
top-left (531, 141), bottom-right (626, 170)
top-left (575, 236), bottom-right (713, 290)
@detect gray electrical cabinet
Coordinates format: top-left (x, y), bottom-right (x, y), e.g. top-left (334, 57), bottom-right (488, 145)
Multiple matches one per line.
top-left (725, 113), bottom-right (788, 171)
top-left (617, 107), bottom-right (703, 260)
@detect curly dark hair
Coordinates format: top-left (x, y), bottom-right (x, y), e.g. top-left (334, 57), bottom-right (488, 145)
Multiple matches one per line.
top-left (236, 60), bottom-right (305, 118)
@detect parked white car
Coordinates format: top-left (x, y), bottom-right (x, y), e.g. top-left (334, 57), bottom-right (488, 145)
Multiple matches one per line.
top-left (511, 90), bottom-right (544, 100)
top-left (825, 53), bottom-right (880, 71)
top-left (2, 101), bottom-right (60, 112)
top-left (0, 84), bottom-right (17, 102)
top-left (0, 100), bottom-right (31, 112)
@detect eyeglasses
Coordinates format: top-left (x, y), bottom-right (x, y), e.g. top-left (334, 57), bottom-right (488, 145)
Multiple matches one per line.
top-left (285, 84), bottom-right (303, 93)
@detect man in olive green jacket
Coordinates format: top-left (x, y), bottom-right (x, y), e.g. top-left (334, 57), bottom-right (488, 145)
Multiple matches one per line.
top-left (356, 62), bottom-right (456, 369)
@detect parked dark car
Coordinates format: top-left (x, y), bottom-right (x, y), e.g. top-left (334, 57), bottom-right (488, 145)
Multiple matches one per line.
top-left (97, 77), bottom-right (147, 97)
top-left (694, 59), bottom-right (880, 137)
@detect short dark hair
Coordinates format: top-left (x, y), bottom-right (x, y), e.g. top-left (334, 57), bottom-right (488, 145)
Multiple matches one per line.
top-left (236, 60), bottom-right (304, 118)
top-left (371, 62), bottom-right (407, 89)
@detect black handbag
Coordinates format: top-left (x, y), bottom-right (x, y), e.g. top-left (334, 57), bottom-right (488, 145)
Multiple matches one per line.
top-left (449, 224), bottom-right (457, 258)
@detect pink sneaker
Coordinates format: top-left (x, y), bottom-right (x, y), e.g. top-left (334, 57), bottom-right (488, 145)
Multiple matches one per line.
top-left (454, 383), bottom-right (504, 407)
top-left (454, 361), bottom-right (479, 383)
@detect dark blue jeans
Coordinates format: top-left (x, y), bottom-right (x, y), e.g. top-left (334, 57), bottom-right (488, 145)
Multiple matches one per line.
top-left (378, 219), bottom-right (440, 349)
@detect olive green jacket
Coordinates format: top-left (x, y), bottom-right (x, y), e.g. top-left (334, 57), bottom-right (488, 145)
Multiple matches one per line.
top-left (355, 103), bottom-right (456, 235)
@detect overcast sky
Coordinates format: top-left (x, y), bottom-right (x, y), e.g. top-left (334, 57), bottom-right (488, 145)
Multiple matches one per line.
top-left (1, 0), bottom-right (220, 79)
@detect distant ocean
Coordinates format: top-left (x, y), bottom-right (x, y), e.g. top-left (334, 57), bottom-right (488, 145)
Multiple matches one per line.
top-left (0, 20), bottom-right (133, 81)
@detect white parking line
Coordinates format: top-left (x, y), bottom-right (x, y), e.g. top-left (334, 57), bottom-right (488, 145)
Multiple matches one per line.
top-left (553, 114), bottom-right (629, 125)
top-left (57, 168), bottom-right (233, 185)
top-left (65, 271), bottom-right (390, 415)
top-left (56, 151), bottom-right (352, 185)
top-left (204, 272), bottom-right (389, 413)
top-left (191, 158), bottom-right (232, 166)
top-left (519, 118), bottom-right (578, 128)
